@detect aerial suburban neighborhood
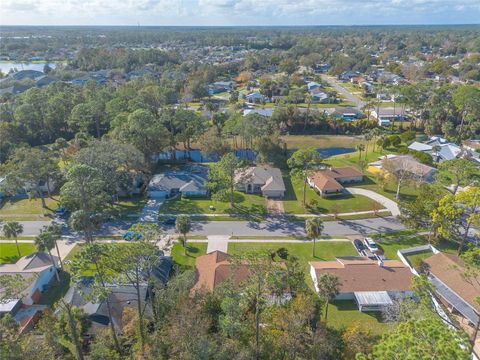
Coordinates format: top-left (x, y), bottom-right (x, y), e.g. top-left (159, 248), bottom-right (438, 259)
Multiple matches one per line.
top-left (0, 22), bottom-right (479, 360)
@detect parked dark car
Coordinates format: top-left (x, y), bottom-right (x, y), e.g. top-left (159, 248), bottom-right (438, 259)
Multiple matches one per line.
top-left (54, 206), bottom-right (69, 218)
top-left (162, 217), bottom-right (176, 226)
top-left (353, 239), bottom-right (365, 253)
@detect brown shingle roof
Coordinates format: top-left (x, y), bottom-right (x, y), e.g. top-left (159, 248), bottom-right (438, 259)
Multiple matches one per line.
top-left (308, 167), bottom-right (363, 192)
top-left (193, 251), bottom-right (250, 292)
top-left (423, 253), bottom-right (480, 312)
top-left (310, 257), bottom-right (412, 293)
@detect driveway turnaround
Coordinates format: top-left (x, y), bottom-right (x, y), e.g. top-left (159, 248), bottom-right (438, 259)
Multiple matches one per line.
top-left (346, 187), bottom-right (401, 216)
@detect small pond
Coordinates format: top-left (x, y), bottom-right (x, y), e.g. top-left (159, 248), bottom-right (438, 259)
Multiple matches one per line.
top-left (316, 147), bottom-right (356, 158)
top-left (0, 62), bottom-right (58, 74)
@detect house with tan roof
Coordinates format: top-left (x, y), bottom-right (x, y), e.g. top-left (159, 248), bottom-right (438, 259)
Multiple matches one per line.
top-left (309, 257), bottom-right (413, 312)
top-left (192, 251), bottom-right (251, 293)
top-left (235, 166), bottom-right (286, 198)
top-left (423, 252), bottom-right (480, 328)
top-left (307, 167), bottom-right (364, 196)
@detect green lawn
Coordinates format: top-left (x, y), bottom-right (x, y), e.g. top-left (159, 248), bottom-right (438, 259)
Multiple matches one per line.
top-left (0, 243), bottom-right (37, 264)
top-left (160, 192), bottom-right (267, 218)
top-left (327, 300), bottom-right (391, 335)
top-left (377, 236), bottom-right (428, 260)
top-left (0, 197), bottom-right (60, 220)
top-left (282, 176), bottom-right (382, 214)
top-left (63, 243), bottom-right (135, 276)
top-left (109, 196), bottom-right (147, 219)
top-left (171, 242), bottom-right (207, 270)
top-left (376, 236), bottom-right (457, 260)
top-left (326, 149), bottom-right (421, 202)
top-left (228, 241), bottom-right (357, 270)
top-left (406, 251), bottom-right (434, 272)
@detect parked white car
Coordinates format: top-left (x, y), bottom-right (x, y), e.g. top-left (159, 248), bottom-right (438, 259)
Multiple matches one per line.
top-left (364, 237), bottom-right (379, 253)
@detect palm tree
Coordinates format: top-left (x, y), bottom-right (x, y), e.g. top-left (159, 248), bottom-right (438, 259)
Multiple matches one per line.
top-left (44, 224), bottom-right (64, 270)
top-left (356, 144), bottom-right (365, 160)
top-left (305, 217), bottom-right (324, 257)
top-left (432, 145), bottom-right (441, 163)
top-left (316, 273), bottom-right (341, 324)
top-left (175, 215), bottom-right (192, 255)
top-left (35, 227), bottom-right (60, 281)
top-left (364, 132), bottom-right (373, 160)
top-left (2, 221), bottom-right (24, 258)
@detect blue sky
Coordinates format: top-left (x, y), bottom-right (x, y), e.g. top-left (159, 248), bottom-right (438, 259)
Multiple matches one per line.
top-left (1, 0), bottom-right (479, 26)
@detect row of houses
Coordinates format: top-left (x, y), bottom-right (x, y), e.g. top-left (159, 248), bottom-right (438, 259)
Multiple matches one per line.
top-left (191, 246), bottom-right (479, 338)
top-left (146, 164), bottom-right (287, 199)
top-left (0, 251), bottom-right (172, 334)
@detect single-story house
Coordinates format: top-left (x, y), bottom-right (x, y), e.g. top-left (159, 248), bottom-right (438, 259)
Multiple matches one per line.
top-left (371, 107), bottom-right (408, 127)
top-left (126, 68), bottom-right (159, 81)
top-left (62, 278), bottom-right (148, 333)
top-left (423, 253), bottom-right (480, 328)
top-left (8, 70), bottom-right (44, 81)
top-left (35, 75), bottom-right (59, 88)
top-left (375, 155), bottom-right (437, 183)
top-left (192, 251), bottom-right (251, 293)
top-left (333, 107), bottom-right (361, 121)
top-left (235, 166), bottom-right (286, 198)
top-left (245, 92), bottom-right (265, 103)
top-left (62, 254), bottom-right (171, 333)
top-left (307, 167), bottom-right (364, 196)
top-left (408, 136), bottom-right (463, 162)
top-left (208, 80), bottom-right (236, 95)
top-left (313, 63), bottom-right (330, 74)
top-left (146, 165), bottom-right (209, 199)
top-left (307, 81), bottom-right (321, 91)
top-left (243, 108), bottom-right (274, 117)
top-left (310, 257), bottom-right (413, 312)
top-left (0, 252), bottom-right (59, 306)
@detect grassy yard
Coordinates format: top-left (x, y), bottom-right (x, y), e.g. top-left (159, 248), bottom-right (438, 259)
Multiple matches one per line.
top-left (159, 192), bottom-right (267, 218)
top-left (109, 196), bottom-right (147, 219)
top-left (406, 251), bottom-right (434, 272)
top-left (280, 135), bottom-right (364, 150)
top-left (228, 241), bottom-right (357, 270)
top-left (0, 243), bottom-right (37, 264)
top-left (171, 242), bottom-right (207, 270)
top-left (376, 236), bottom-right (457, 260)
top-left (0, 197), bottom-right (60, 220)
top-left (282, 176), bottom-right (382, 214)
top-left (325, 149), bottom-right (421, 202)
top-left (327, 300), bottom-right (391, 335)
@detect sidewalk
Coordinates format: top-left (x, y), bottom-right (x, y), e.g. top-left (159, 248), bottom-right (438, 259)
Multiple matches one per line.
top-left (158, 209), bottom-right (390, 218)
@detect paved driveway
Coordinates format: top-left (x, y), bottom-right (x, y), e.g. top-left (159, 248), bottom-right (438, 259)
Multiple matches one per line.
top-left (346, 188), bottom-right (401, 216)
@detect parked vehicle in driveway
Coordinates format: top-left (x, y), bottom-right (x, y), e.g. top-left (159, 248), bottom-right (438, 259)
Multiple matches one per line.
top-left (353, 239), bottom-right (365, 254)
top-left (364, 237), bottom-right (379, 253)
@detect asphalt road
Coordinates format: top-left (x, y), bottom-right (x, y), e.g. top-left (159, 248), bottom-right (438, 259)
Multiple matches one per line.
top-left (321, 75), bottom-right (365, 109)
top-left (15, 216), bottom-right (405, 237)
